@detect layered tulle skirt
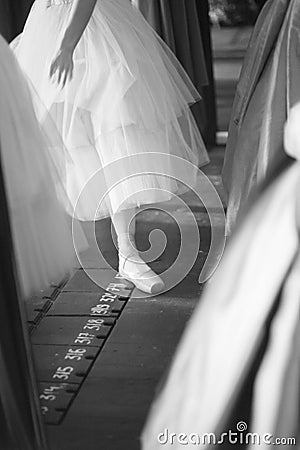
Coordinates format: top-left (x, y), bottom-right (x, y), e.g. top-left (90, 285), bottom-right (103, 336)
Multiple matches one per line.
top-left (0, 34), bottom-right (85, 298)
top-left (12, 0), bottom-right (209, 220)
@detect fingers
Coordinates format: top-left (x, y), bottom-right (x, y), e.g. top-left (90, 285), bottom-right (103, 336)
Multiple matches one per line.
top-left (49, 51), bottom-right (74, 89)
top-left (49, 60), bottom-right (58, 80)
top-left (49, 63), bottom-right (73, 89)
top-left (62, 70), bottom-right (68, 89)
top-left (49, 63), bottom-right (54, 79)
top-left (61, 64), bottom-right (73, 88)
top-left (49, 60), bottom-right (59, 83)
top-left (57, 68), bottom-right (63, 86)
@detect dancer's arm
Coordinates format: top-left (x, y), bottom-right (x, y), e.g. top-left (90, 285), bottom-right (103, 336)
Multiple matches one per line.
top-left (60, 0), bottom-right (97, 52)
top-left (50, 0), bottom-right (97, 87)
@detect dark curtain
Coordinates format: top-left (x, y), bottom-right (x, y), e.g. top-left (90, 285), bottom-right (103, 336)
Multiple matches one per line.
top-left (0, 0), bottom-right (33, 42)
top-left (196, 0), bottom-right (217, 146)
top-left (136, 0), bottom-right (217, 146)
top-left (256, 0), bottom-right (269, 10)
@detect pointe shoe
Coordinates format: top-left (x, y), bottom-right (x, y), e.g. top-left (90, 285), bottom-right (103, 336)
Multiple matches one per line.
top-left (118, 252), bottom-right (165, 295)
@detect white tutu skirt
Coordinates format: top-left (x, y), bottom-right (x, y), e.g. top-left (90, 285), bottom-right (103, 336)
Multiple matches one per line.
top-left (12, 0), bottom-right (209, 220)
top-left (0, 34), bottom-right (86, 298)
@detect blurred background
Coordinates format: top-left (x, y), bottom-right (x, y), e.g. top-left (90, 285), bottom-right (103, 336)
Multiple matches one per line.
top-left (209, 0), bottom-right (267, 132)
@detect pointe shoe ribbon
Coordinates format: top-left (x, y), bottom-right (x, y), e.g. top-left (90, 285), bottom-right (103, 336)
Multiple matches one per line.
top-left (118, 253), bottom-right (165, 295)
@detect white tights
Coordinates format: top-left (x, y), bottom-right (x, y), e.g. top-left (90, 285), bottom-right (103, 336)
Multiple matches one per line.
top-left (111, 208), bottom-right (137, 258)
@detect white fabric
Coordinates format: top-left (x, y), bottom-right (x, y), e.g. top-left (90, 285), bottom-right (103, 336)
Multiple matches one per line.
top-left (0, 35), bottom-right (86, 298)
top-left (12, 0), bottom-right (209, 220)
top-left (249, 253), bottom-right (300, 448)
top-left (142, 163), bottom-right (300, 449)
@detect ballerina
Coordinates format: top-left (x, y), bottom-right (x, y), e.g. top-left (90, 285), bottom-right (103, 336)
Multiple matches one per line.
top-left (12, 0), bottom-right (209, 295)
top-left (0, 33), bottom-right (86, 298)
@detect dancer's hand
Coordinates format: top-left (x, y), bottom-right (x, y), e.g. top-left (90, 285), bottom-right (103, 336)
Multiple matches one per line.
top-left (49, 48), bottom-right (74, 89)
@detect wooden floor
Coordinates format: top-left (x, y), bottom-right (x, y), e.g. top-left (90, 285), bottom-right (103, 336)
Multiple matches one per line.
top-left (24, 149), bottom-right (225, 449)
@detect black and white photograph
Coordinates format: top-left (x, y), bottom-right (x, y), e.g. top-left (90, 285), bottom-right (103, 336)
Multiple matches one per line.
top-left (0, 0), bottom-right (299, 449)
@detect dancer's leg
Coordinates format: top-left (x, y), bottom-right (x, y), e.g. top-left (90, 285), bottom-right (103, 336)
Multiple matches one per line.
top-left (111, 208), bottom-right (165, 294)
top-left (111, 208), bottom-right (137, 259)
